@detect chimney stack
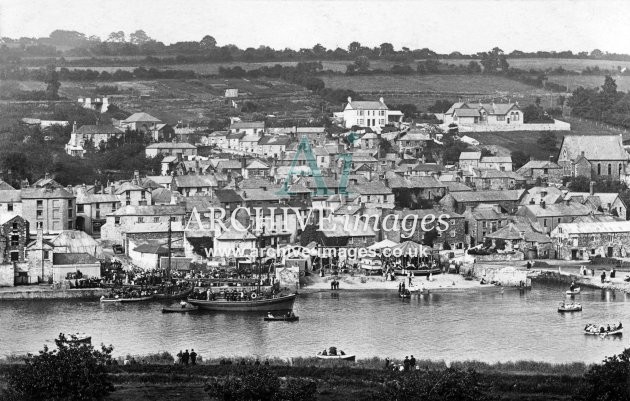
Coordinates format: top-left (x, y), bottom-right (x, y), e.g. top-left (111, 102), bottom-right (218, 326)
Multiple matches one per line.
top-left (540, 199), bottom-right (546, 209)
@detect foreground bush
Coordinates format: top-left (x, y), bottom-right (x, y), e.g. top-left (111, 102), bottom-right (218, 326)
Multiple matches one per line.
top-left (3, 334), bottom-right (114, 401)
top-left (205, 366), bottom-right (317, 401)
top-left (374, 367), bottom-right (487, 401)
top-left (574, 348), bottom-right (630, 401)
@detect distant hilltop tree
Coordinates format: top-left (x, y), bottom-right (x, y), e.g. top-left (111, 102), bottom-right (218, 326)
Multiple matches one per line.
top-left (478, 47), bottom-right (509, 73)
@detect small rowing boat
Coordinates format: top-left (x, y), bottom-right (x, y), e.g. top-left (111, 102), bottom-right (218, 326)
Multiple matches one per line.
top-left (55, 333), bottom-right (91, 346)
top-left (558, 302), bottom-right (582, 312)
top-left (100, 296), bottom-right (121, 303)
top-left (566, 287), bottom-right (581, 295)
top-left (399, 292), bottom-right (411, 299)
top-left (316, 347), bottom-right (355, 361)
top-left (162, 305), bottom-right (198, 313)
top-left (264, 315), bottom-right (299, 322)
top-left (584, 322), bottom-right (623, 336)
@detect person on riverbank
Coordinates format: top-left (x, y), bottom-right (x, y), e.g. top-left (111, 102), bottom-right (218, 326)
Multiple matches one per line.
top-left (177, 350), bottom-right (183, 365)
top-left (183, 350), bottom-right (190, 365)
top-left (385, 357), bottom-right (390, 369)
top-left (409, 355), bottom-right (416, 369)
top-left (403, 356), bottom-right (410, 371)
top-left (601, 271), bottom-right (607, 283)
top-left (190, 349), bottom-right (197, 365)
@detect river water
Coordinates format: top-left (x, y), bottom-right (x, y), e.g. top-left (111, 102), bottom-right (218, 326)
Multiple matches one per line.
top-left (2, 282), bottom-right (629, 364)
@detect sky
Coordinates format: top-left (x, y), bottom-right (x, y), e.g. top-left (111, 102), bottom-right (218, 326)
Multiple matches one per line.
top-left (1, 0), bottom-right (629, 54)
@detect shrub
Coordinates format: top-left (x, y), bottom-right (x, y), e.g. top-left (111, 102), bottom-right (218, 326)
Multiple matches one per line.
top-left (574, 348), bottom-right (630, 401)
top-left (4, 334), bottom-right (114, 401)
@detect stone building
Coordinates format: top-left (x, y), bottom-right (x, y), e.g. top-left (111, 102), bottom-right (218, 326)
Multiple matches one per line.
top-left (0, 215), bottom-right (29, 264)
top-left (551, 221), bottom-right (630, 260)
top-left (557, 134), bottom-right (629, 180)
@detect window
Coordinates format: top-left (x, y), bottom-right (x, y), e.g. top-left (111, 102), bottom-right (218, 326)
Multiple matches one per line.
top-left (43, 250), bottom-right (50, 260)
top-left (608, 163), bottom-right (612, 175)
top-left (95, 203), bottom-right (100, 210)
top-left (112, 203), bottom-right (118, 211)
top-left (497, 115), bottom-right (505, 121)
top-left (141, 191), bottom-right (146, 200)
top-left (126, 190), bottom-right (130, 198)
top-left (36, 200), bottom-right (43, 209)
top-left (7, 203), bottom-right (13, 212)
top-left (77, 204), bottom-right (84, 213)
top-left (153, 217), bottom-right (160, 223)
top-left (597, 163), bottom-right (602, 175)
top-left (558, 218), bottom-right (561, 224)
top-left (620, 164), bottom-right (623, 175)
top-left (68, 209), bottom-right (72, 218)
top-left (67, 220), bottom-right (73, 229)
top-left (36, 210), bottom-right (43, 219)
top-left (52, 200), bottom-right (60, 208)
top-left (10, 235), bottom-right (19, 246)
top-left (114, 217), bottom-right (121, 225)
top-left (543, 219), bottom-right (548, 227)
top-left (138, 217), bottom-right (144, 223)
top-left (126, 200), bottom-right (131, 206)
top-left (36, 222), bottom-right (43, 229)
top-left (12, 222), bottom-right (18, 230)
top-left (68, 200), bottom-right (72, 208)
top-left (52, 209), bottom-right (59, 219)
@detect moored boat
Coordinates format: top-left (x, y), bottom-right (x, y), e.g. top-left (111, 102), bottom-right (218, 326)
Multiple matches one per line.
top-left (55, 333), bottom-right (91, 346)
top-left (100, 296), bottom-right (121, 303)
top-left (119, 295), bottom-right (154, 303)
top-left (162, 304), bottom-right (198, 313)
top-left (566, 287), bottom-right (581, 295)
top-left (316, 347), bottom-right (355, 361)
top-left (188, 293), bottom-right (297, 312)
top-left (394, 268), bottom-right (441, 277)
top-left (558, 302), bottom-right (582, 312)
top-left (264, 315), bottom-right (299, 322)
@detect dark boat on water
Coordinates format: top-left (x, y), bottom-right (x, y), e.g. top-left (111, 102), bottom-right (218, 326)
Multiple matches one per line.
top-left (188, 293), bottom-right (297, 312)
top-left (55, 333), bottom-right (91, 346)
top-left (264, 312), bottom-right (299, 322)
top-left (162, 304), bottom-right (199, 313)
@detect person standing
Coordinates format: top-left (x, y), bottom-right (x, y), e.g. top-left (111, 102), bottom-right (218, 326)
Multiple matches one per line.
top-left (190, 349), bottom-right (197, 366)
top-left (177, 350), bottom-right (183, 365)
top-left (409, 355), bottom-right (416, 369)
top-left (183, 349), bottom-right (190, 366)
top-left (403, 356), bottom-right (410, 371)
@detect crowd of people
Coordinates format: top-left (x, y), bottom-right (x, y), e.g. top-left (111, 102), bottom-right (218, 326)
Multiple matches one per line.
top-left (176, 349), bottom-right (198, 365)
top-left (384, 355), bottom-right (417, 371)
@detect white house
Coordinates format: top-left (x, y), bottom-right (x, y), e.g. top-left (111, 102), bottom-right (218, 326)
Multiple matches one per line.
top-left (339, 97), bottom-right (403, 132)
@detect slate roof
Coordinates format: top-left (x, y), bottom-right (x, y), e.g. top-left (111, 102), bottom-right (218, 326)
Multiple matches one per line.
top-left (230, 121), bottom-right (265, 130)
top-left (151, 187), bottom-right (175, 204)
top-left (21, 187), bottom-right (74, 199)
top-left (76, 125), bottom-right (123, 135)
top-left (560, 135), bottom-right (628, 161)
top-left (553, 221), bottom-right (630, 235)
top-left (346, 100), bottom-right (388, 111)
top-left (0, 190), bottom-right (21, 203)
top-left (347, 181), bottom-right (392, 195)
top-left (123, 112), bottom-right (161, 123)
top-left (174, 175), bottom-right (218, 188)
top-left (146, 142), bottom-right (197, 149)
top-left (115, 181), bottom-right (144, 194)
top-left (76, 193), bottom-right (119, 204)
top-left (110, 205), bottom-right (185, 216)
top-left (480, 156), bottom-right (512, 164)
top-left (448, 189), bottom-right (525, 203)
top-left (459, 152), bottom-right (481, 160)
top-left (445, 182), bottom-right (472, 192)
top-left (517, 201), bottom-right (593, 218)
top-left (52, 253), bottom-right (99, 265)
top-left (454, 108), bottom-right (481, 117)
top-left (0, 180), bottom-right (15, 190)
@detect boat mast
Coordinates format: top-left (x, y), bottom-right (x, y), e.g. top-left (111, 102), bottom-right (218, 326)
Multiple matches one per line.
top-left (167, 216), bottom-right (172, 286)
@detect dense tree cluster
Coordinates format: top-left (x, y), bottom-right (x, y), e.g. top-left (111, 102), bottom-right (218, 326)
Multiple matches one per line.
top-left (568, 75), bottom-right (630, 128)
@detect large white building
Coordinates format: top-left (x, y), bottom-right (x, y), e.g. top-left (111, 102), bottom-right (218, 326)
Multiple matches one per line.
top-left (337, 97), bottom-right (403, 132)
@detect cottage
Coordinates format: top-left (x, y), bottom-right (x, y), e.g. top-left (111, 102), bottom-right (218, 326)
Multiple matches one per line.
top-left (21, 180), bottom-right (76, 235)
top-left (145, 142), bottom-right (197, 158)
top-left (228, 121), bottom-right (265, 135)
top-left (439, 189), bottom-right (525, 214)
top-left (516, 200), bottom-right (595, 234)
top-left (65, 123), bottom-right (124, 157)
top-left (443, 102), bottom-right (523, 127)
top-left (517, 159), bottom-right (563, 184)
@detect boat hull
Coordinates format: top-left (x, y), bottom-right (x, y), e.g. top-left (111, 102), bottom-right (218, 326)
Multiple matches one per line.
top-left (316, 354), bottom-right (356, 361)
top-left (119, 296), bottom-right (154, 303)
top-left (162, 306), bottom-right (198, 313)
top-left (264, 316), bottom-right (299, 322)
top-left (584, 329), bottom-right (622, 336)
top-left (558, 307), bottom-right (582, 312)
top-left (188, 294), bottom-right (297, 312)
top-left (394, 268), bottom-right (441, 277)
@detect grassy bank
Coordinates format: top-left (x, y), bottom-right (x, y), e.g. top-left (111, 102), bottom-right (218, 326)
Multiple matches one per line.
top-left (0, 354), bottom-right (589, 400)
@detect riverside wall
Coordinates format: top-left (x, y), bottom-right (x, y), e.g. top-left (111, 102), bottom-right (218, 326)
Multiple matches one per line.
top-left (0, 287), bottom-right (108, 300)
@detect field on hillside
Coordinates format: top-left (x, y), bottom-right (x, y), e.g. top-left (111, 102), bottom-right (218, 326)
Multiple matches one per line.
top-left (444, 58), bottom-right (630, 72)
top-left (54, 77), bottom-right (317, 122)
top-left (320, 74), bottom-right (553, 110)
top-left (547, 74), bottom-right (630, 91)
